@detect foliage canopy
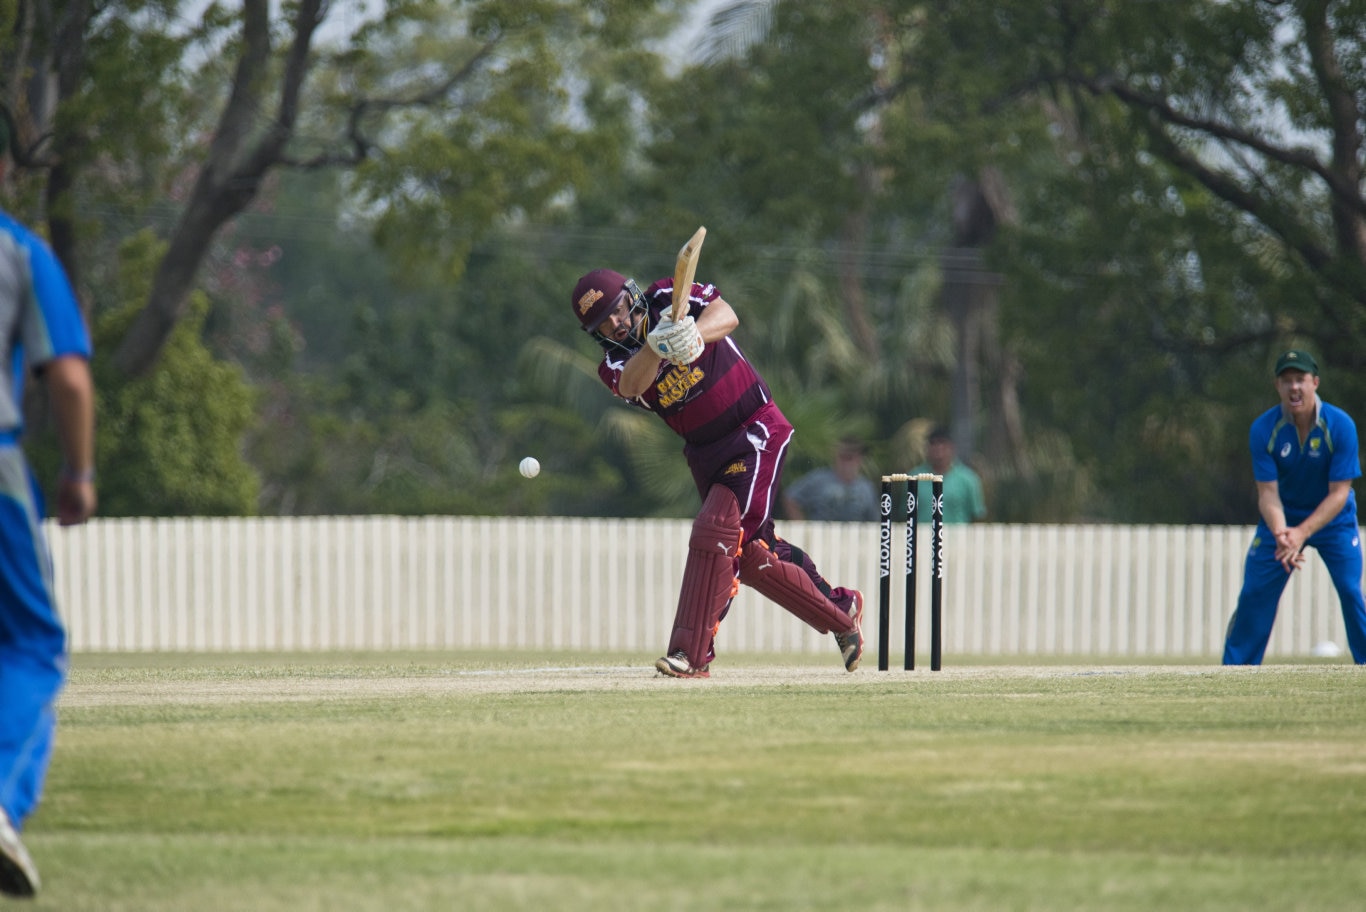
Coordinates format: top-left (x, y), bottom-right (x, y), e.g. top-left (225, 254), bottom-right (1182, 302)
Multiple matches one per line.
top-left (8, 0), bottom-right (1366, 522)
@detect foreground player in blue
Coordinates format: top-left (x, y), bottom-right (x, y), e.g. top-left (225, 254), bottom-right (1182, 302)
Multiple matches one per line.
top-left (0, 112), bottom-right (97, 897)
top-left (1224, 350), bottom-right (1366, 665)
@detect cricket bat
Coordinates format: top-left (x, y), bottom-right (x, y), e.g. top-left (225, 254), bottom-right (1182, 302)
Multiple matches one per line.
top-left (671, 226), bottom-right (707, 322)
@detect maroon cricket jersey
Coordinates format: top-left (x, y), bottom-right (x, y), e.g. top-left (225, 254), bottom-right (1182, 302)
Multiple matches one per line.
top-left (598, 279), bottom-right (791, 542)
top-left (597, 279), bottom-right (773, 445)
top-left (595, 279), bottom-right (858, 661)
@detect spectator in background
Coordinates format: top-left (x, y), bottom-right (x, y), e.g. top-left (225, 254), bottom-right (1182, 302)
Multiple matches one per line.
top-left (782, 436), bottom-right (880, 522)
top-left (911, 426), bottom-right (986, 524)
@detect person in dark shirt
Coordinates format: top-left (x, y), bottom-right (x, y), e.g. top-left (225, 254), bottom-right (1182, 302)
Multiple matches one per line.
top-left (783, 437), bottom-right (880, 522)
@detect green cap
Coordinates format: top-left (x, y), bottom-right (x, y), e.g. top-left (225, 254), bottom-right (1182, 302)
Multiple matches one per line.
top-left (1274, 350), bottom-right (1318, 376)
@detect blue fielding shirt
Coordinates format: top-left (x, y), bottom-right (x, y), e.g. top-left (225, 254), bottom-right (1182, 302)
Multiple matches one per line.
top-left (1249, 397), bottom-right (1360, 528)
top-left (0, 210), bottom-right (91, 436)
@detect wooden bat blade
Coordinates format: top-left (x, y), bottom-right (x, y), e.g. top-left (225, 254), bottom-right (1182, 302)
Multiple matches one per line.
top-left (671, 226), bottom-right (707, 322)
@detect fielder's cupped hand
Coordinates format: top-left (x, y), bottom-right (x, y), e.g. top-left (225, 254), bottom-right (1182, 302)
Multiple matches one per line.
top-left (1274, 529), bottom-right (1306, 573)
top-left (647, 316), bottom-right (704, 365)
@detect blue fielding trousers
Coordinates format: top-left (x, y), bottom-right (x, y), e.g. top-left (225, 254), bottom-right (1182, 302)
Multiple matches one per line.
top-left (0, 449), bottom-right (67, 829)
top-left (1224, 521), bottom-right (1366, 665)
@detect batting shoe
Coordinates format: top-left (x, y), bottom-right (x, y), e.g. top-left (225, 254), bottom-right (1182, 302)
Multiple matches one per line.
top-left (833, 590), bottom-right (865, 672)
top-left (655, 650), bottom-right (710, 678)
top-left (0, 808), bottom-right (39, 898)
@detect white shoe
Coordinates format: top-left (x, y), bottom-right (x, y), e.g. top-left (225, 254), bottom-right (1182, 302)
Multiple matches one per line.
top-left (0, 808), bottom-right (39, 897)
top-left (655, 649), bottom-right (710, 678)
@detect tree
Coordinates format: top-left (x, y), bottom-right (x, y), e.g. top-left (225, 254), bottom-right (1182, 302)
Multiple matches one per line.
top-left (661, 0), bottom-right (1366, 521)
top-left (893, 0), bottom-right (1366, 520)
top-left (3, 0), bottom-right (678, 372)
top-left (27, 230), bottom-right (260, 515)
top-left (2, 0), bottom-right (680, 515)
top-left (624, 1), bottom-right (1044, 508)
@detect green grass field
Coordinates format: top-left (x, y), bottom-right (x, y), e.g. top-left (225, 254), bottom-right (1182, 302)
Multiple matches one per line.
top-left (22, 652), bottom-right (1366, 910)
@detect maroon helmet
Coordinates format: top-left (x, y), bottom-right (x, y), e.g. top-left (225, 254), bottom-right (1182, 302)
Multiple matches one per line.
top-left (571, 269), bottom-right (629, 333)
top-left (571, 269), bottom-right (649, 356)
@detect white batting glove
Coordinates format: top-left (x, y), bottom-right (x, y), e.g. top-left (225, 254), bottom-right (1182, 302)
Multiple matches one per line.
top-left (670, 317), bottom-right (705, 364)
top-left (647, 316), bottom-right (704, 365)
top-left (646, 316), bottom-right (683, 359)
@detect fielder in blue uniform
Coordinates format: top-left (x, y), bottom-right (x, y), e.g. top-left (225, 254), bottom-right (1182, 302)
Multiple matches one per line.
top-left (1224, 350), bottom-right (1366, 665)
top-left (0, 113), bottom-right (97, 897)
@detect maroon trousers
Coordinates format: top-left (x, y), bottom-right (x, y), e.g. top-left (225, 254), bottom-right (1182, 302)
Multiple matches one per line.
top-left (669, 401), bottom-right (858, 666)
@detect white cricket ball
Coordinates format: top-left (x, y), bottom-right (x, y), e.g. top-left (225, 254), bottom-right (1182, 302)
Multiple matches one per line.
top-left (1311, 640), bottom-right (1342, 658)
top-left (518, 456), bottom-right (541, 478)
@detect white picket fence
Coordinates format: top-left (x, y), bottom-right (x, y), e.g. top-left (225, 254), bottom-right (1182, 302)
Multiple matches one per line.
top-left (43, 516), bottom-right (1357, 658)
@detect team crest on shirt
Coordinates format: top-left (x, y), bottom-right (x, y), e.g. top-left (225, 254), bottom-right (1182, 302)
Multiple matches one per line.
top-left (657, 364), bottom-right (705, 407)
top-left (1309, 437), bottom-right (1323, 457)
top-left (723, 461), bottom-right (747, 476)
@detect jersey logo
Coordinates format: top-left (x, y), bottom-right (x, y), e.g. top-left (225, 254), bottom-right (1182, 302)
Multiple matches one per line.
top-left (1309, 437), bottom-right (1323, 457)
top-left (1280, 442), bottom-right (1291, 458)
top-left (657, 364), bottom-right (705, 407)
top-left (723, 461), bottom-right (747, 476)
top-left (577, 288), bottom-right (603, 315)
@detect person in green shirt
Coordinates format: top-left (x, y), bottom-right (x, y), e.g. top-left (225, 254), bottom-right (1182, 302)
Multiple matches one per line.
top-left (911, 426), bottom-right (987, 524)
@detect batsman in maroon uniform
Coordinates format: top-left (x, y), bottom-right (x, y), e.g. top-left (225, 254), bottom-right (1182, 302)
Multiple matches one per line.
top-left (571, 268), bottom-right (864, 677)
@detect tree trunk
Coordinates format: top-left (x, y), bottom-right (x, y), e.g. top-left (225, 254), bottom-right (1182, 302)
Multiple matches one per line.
top-left (109, 0), bottom-right (323, 377)
top-left (943, 171), bottom-right (1022, 473)
top-left (839, 183), bottom-right (881, 362)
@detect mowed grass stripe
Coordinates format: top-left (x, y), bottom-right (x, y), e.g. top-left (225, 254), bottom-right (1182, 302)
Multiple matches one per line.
top-left (24, 656), bottom-right (1366, 911)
